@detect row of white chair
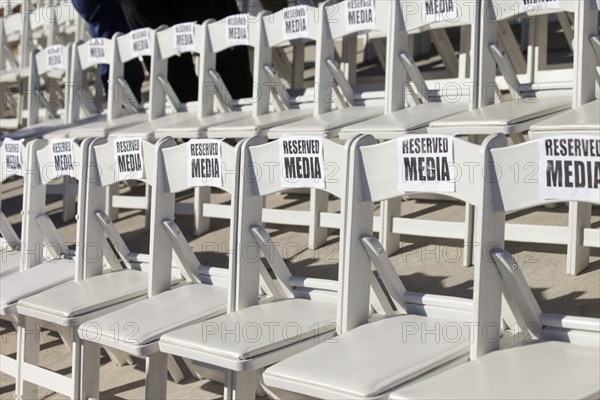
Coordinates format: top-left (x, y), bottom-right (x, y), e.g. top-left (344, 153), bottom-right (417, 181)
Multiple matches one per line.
top-left (2, 0), bottom-right (599, 273)
top-left (1, 131), bottom-right (598, 399)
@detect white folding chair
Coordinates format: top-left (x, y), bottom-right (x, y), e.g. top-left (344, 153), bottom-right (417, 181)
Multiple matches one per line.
top-left (6, 43), bottom-right (74, 140)
top-left (14, 138), bottom-right (174, 399)
top-left (0, 138), bottom-right (27, 277)
top-left (203, 5), bottom-right (320, 138)
top-left (42, 36), bottom-right (140, 139)
top-left (339, 0), bottom-right (478, 140)
top-left (428, 0), bottom-right (576, 139)
top-left (388, 138), bottom-right (600, 400)
top-left (159, 135), bottom-right (372, 399)
top-left (75, 138), bottom-right (252, 399)
top-left (263, 133), bottom-right (508, 399)
top-left (64, 29), bottom-right (155, 139)
top-left (267, 0), bottom-right (398, 139)
top-left (0, 137), bottom-right (90, 389)
top-left (529, 0), bottom-right (600, 140)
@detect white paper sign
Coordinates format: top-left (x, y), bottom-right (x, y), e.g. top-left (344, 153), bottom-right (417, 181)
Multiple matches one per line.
top-left (422, 0), bottom-right (458, 23)
top-left (113, 138), bottom-right (145, 181)
top-left (520, 0), bottom-right (560, 12)
top-left (173, 22), bottom-right (196, 54)
top-left (187, 139), bottom-right (223, 187)
top-left (50, 138), bottom-right (76, 178)
top-left (2, 138), bottom-right (24, 177)
top-left (539, 135), bottom-right (600, 203)
top-left (282, 5), bottom-right (310, 41)
top-left (345, 0), bottom-right (376, 32)
top-left (88, 38), bottom-right (108, 64)
top-left (131, 28), bottom-right (152, 57)
top-left (279, 136), bottom-right (325, 189)
top-left (45, 45), bottom-right (64, 71)
top-left (226, 14), bottom-right (250, 46)
top-left (397, 135), bottom-right (455, 192)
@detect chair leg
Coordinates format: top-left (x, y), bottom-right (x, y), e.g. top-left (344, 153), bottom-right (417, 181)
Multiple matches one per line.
top-left (80, 340), bottom-right (101, 400)
top-left (71, 328), bottom-right (83, 400)
top-left (144, 184), bottom-right (152, 231)
top-left (224, 370), bottom-right (257, 400)
top-left (308, 189), bottom-right (328, 250)
top-left (193, 186), bottom-right (211, 236)
top-left (16, 315), bottom-right (40, 400)
top-left (463, 203), bottom-right (475, 267)
top-left (379, 198), bottom-right (401, 255)
top-left (566, 201), bottom-right (592, 275)
top-left (145, 352), bottom-right (168, 400)
top-left (62, 177), bottom-right (77, 222)
top-left (105, 183), bottom-right (119, 221)
top-left (104, 347), bottom-right (133, 366)
top-left (167, 354), bottom-right (185, 383)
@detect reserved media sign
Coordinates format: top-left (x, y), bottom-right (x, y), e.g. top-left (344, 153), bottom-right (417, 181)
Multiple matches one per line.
top-left (539, 135), bottom-right (600, 203)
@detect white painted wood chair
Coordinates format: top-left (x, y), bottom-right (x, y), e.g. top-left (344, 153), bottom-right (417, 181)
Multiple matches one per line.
top-left (388, 138), bottom-right (600, 400)
top-left (159, 135), bottom-right (372, 399)
top-left (0, 137), bottom-right (90, 388)
top-left (63, 29), bottom-right (156, 140)
top-left (43, 35), bottom-right (147, 139)
top-left (203, 5), bottom-right (320, 138)
top-left (1, 138), bottom-right (27, 277)
top-left (75, 138), bottom-right (254, 399)
top-left (428, 0), bottom-right (575, 139)
top-left (13, 138), bottom-right (174, 399)
top-left (262, 133), bottom-right (508, 399)
top-left (339, 0), bottom-right (478, 140)
top-left (6, 43), bottom-right (74, 140)
top-left (267, 0), bottom-right (398, 139)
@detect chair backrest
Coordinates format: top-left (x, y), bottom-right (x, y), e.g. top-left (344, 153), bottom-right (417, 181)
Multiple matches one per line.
top-left (234, 134), bottom-right (369, 326)
top-left (310, 1), bottom-right (398, 115)
top-left (20, 137), bottom-right (92, 272)
top-left (253, 4), bottom-right (322, 115)
top-left (157, 139), bottom-right (244, 298)
top-left (490, 134), bottom-right (600, 347)
top-left (107, 28), bottom-right (158, 121)
top-left (357, 133), bottom-right (508, 358)
top-left (386, 0), bottom-right (481, 112)
top-left (478, 0), bottom-right (591, 106)
top-left (1, 138), bottom-right (27, 246)
top-left (491, 135), bottom-right (600, 211)
top-left (149, 23), bottom-right (200, 119)
top-left (197, 11), bottom-right (263, 118)
top-left (83, 137), bottom-right (159, 279)
top-left (27, 43), bottom-right (71, 127)
top-left (69, 37), bottom-right (115, 123)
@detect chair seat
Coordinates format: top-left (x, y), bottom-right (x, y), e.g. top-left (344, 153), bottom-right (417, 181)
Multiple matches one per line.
top-left (529, 100), bottom-right (600, 139)
top-left (155, 110), bottom-right (258, 139)
top-left (0, 259), bottom-right (75, 314)
top-left (17, 269), bottom-right (148, 321)
top-left (0, 250), bottom-right (20, 276)
top-left (389, 341), bottom-right (600, 400)
top-left (428, 97), bottom-right (571, 131)
top-left (264, 314), bottom-right (470, 399)
top-left (153, 112), bottom-right (207, 138)
top-left (267, 107), bottom-right (383, 138)
top-left (207, 108), bottom-right (313, 137)
top-left (78, 284), bottom-right (227, 352)
top-left (7, 118), bottom-right (68, 140)
top-left (68, 113), bottom-right (149, 138)
top-left (160, 299), bottom-right (336, 366)
top-left (339, 102), bottom-right (468, 140)
top-left (42, 114), bottom-right (108, 139)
